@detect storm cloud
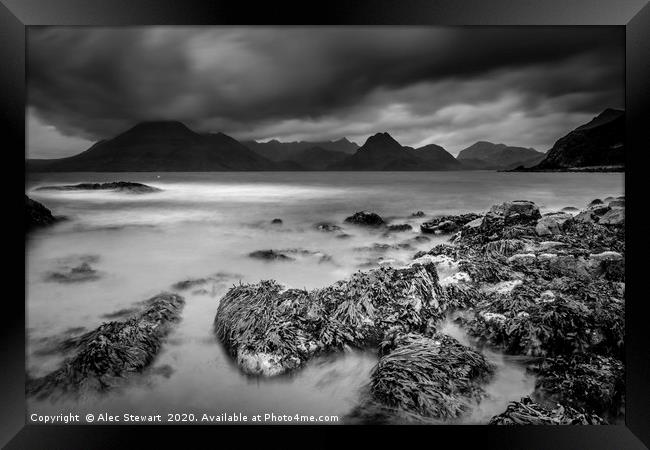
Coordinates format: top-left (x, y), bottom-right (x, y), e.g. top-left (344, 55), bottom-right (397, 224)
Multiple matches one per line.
top-left (27, 26), bottom-right (624, 158)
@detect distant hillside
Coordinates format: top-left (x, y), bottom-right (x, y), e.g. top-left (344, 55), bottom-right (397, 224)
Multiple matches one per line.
top-left (244, 138), bottom-right (359, 162)
top-left (328, 133), bottom-right (462, 171)
top-left (281, 146), bottom-right (349, 170)
top-left (27, 121), bottom-right (278, 172)
top-left (457, 141), bottom-right (545, 170)
top-left (518, 109), bottom-right (624, 171)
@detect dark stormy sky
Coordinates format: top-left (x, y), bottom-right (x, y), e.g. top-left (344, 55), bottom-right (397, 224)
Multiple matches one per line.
top-left (27, 27), bottom-right (624, 158)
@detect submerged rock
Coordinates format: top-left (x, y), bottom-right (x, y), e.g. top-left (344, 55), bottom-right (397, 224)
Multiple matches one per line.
top-left (36, 181), bottom-right (160, 194)
top-left (46, 262), bottom-right (100, 283)
top-left (489, 396), bottom-right (605, 425)
top-left (411, 211), bottom-right (426, 217)
top-left (314, 222), bottom-right (343, 232)
top-left (344, 211), bottom-right (385, 227)
top-left (248, 250), bottom-right (295, 261)
top-left (25, 195), bottom-right (58, 231)
top-left (27, 293), bottom-right (184, 399)
top-left (270, 218), bottom-right (283, 225)
top-left (387, 224), bottom-right (412, 232)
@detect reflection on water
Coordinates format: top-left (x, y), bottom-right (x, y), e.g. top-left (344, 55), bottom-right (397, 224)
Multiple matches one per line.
top-left (25, 171), bottom-right (623, 422)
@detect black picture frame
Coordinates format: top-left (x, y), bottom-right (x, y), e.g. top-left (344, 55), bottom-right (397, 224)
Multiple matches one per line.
top-left (3, 1), bottom-right (649, 448)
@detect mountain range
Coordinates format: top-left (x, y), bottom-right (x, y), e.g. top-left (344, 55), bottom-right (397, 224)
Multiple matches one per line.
top-left (27, 109), bottom-right (622, 172)
top-left (457, 142), bottom-right (545, 170)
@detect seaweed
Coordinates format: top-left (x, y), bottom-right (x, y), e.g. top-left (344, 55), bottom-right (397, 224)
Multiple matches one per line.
top-left (370, 332), bottom-right (494, 420)
top-left (27, 293), bottom-right (184, 399)
top-left (489, 396), bottom-right (605, 425)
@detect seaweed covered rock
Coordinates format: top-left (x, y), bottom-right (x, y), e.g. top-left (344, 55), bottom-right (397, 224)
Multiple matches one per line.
top-left (420, 213), bottom-right (481, 235)
top-left (370, 332), bottom-right (494, 421)
top-left (532, 353), bottom-right (624, 416)
top-left (214, 261), bottom-right (452, 376)
top-left (36, 181), bottom-right (160, 193)
top-left (25, 195), bottom-right (58, 230)
top-left (464, 277), bottom-right (624, 358)
top-left (344, 211), bottom-right (385, 227)
top-left (27, 293), bottom-right (184, 399)
top-left (489, 396), bottom-right (605, 425)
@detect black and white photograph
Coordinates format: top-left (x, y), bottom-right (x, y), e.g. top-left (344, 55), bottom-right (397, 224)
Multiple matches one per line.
top-left (24, 25), bottom-right (627, 426)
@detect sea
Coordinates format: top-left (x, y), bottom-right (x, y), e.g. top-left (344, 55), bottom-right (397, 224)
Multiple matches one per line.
top-left (25, 171), bottom-right (624, 424)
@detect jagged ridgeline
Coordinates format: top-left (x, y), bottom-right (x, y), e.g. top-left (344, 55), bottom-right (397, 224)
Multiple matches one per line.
top-left (27, 293), bottom-right (184, 399)
top-left (214, 196), bottom-right (625, 423)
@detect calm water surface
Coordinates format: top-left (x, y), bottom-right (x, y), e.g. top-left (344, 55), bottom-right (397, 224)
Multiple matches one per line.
top-left (25, 171), bottom-right (624, 423)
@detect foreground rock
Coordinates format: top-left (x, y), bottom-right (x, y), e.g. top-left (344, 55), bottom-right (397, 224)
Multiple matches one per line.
top-left (214, 259), bottom-right (464, 377)
top-left (27, 293), bottom-right (184, 399)
top-left (344, 211), bottom-right (385, 227)
top-left (370, 332), bottom-right (494, 421)
top-left (489, 397), bottom-right (605, 425)
top-left (25, 195), bottom-right (58, 230)
top-left (36, 181), bottom-right (160, 194)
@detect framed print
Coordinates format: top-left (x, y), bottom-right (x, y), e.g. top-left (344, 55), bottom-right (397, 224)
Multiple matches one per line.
top-left (2, 0), bottom-right (649, 448)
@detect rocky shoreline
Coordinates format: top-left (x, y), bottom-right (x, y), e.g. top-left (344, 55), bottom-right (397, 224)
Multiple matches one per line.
top-left (213, 196), bottom-right (625, 424)
top-left (26, 188), bottom-right (625, 424)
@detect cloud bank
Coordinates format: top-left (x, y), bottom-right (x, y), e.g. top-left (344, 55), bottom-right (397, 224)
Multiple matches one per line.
top-left (27, 26), bottom-right (623, 158)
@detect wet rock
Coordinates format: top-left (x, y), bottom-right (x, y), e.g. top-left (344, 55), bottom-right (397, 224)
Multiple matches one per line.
top-left (46, 262), bottom-right (100, 283)
top-left (354, 242), bottom-right (412, 252)
top-left (214, 260), bottom-right (448, 376)
top-left (270, 218), bottom-right (283, 225)
top-left (486, 200), bottom-right (541, 225)
top-left (561, 206), bottom-right (579, 212)
top-left (588, 199), bottom-right (604, 207)
top-left (489, 396), bottom-right (605, 425)
top-left (599, 208), bottom-right (624, 226)
top-left (420, 213), bottom-right (481, 235)
top-left (387, 224), bottom-right (412, 232)
top-left (344, 211), bottom-right (385, 227)
top-left (370, 332), bottom-right (494, 421)
top-left (411, 211), bottom-right (425, 217)
top-left (27, 293), bottom-right (184, 399)
top-left (532, 353), bottom-right (624, 416)
top-left (26, 195), bottom-right (58, 231)
top-left (608, 199), bottom-right (624, 209)
top-left (248, 250), bottom-right (295, 261)
top-left (574, 204), bottom-right (611, 224)
top-left (315, 222), bottom-right (343, 232)
top-left (535, 212), bottom-right (573, 236)
top-left (36, 181), bottom-right (160, 194)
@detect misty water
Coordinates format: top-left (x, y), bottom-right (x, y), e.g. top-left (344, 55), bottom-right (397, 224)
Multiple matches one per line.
top-left (25, 171), bottom-right (624, 423)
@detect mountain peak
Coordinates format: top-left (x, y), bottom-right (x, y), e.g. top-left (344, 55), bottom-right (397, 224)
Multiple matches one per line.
top-left (576, 108), bottom-right (624, 131)
top-left (364, 132), bottom-right (401, 148)
top-left (127, 121), bottom-right (192, 133)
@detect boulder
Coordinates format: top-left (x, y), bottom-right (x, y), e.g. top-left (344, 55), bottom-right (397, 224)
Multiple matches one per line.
top-left (486, 200), bottom-right (541, 224)
top-left (26, 195), bottom-right (57, 230)
top-left (411, 211), bottom-right (425, 217)
top-left (270, 218), bottom-right (283, 225)
top-left (588, 199), bottom-right (604, 207)
top-left (599, 208), bottom-right (624, 226)
top-left (608, 199), bottom-right (624, 209)
top-left (344, 211), bottom-right (385, 227)
top-left (248, 250), bottom-right (295, 261)
top-left (574, 204), bottom-right (611, 223)
top-left (535, 212), bottom-right (573, 236)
